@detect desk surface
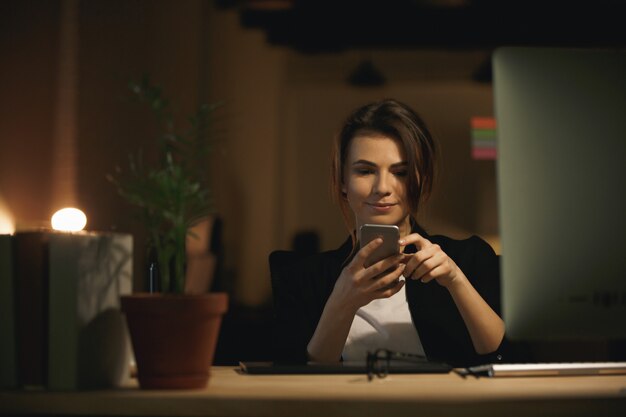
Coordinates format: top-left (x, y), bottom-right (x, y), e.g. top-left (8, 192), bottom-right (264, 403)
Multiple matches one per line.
top-left (2, 366), bottom-right (626, 417)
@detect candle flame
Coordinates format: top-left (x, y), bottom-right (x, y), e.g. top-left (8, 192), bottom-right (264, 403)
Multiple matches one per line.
top-left (51, 207), bottom-right (87, 232)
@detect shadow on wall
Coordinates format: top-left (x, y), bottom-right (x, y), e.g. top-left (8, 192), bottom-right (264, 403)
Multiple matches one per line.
top-left (292, 230), bottom-right (320, 256)
top-left (213, 229), bottom-right (320, 365)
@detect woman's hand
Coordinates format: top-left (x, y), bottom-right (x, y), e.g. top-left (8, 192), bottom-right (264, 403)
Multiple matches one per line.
top-left (331, 238), bottom-right (406, 312)
top-left (308, 239), bottom-right (405, 363)
top-left (399, 232), bottom-right (463, 288)
top-left (399, 233), bottom-right (505, 354)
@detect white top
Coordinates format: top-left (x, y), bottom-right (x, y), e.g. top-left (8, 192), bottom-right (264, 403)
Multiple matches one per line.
top-left (342, 279), bottom-right (425, 362)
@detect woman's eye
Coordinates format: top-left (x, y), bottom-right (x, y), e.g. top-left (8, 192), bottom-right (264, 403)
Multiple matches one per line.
top-left (394, 170), bottom-right (408, 177)
top-left (355, 168), bottom-right (374, 175)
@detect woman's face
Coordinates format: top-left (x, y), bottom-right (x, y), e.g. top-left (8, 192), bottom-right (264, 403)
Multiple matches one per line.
top-left (342, 134), bottom-right (411, 235)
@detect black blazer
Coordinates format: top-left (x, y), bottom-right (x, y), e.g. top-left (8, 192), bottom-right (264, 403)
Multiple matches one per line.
top-left (270, 226), bottom-right (507, 367)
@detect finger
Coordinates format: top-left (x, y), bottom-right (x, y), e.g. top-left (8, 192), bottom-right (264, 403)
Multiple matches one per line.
top-left (403, 247), bottom-right (437, 279)
top-left (411, 252), bottom-right (445, 281)
top-left (364, 253), bottom-right (405, 279)
top-left (376, 279), bottom-right (405, 299)
top-left (352, 238), bottom-right (383, 267)
top-left (403, 256), bottom-right (419, 279)
top-left (398, 232), bottom-right (430, 249)
top-left (419, 265), bottom-right (446, 284)
top-left (411, 252), bottom-right (443, 280)
top-left (366, 263), bottom-right (406, 292)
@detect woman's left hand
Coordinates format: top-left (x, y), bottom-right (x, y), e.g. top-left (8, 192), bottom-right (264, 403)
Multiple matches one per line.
top-left (399, 232), bottom-right (463, 288)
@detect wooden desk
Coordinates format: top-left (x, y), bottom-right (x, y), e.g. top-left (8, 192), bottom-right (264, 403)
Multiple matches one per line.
top-left (2, 366), bottom-right (626, 417)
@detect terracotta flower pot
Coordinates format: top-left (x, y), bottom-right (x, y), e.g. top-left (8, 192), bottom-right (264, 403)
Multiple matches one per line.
top-left (121, 292), bottom-right (228, 389)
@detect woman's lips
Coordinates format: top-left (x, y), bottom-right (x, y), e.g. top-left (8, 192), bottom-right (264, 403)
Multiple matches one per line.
top-left (367, 203), bottom-right (396, 212)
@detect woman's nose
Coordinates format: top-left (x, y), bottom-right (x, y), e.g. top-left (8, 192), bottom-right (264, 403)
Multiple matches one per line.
top-left (373, 172), bottom-right (392, 195)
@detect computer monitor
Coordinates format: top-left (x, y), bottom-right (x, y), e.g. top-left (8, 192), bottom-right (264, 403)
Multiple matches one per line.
top-left (493, 47), bottom-right (626, 342)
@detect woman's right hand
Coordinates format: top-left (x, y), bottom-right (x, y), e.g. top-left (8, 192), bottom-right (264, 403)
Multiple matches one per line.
top-left (330, 238), bottom-right (406, 312)
top-left (307, 239), bottom-right (405, 363)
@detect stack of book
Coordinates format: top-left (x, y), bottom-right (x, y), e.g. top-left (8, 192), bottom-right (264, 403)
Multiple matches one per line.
top-left (471, 117), bottom-right (497, 160)
top-left (0, 231), bottom-right (133, 390)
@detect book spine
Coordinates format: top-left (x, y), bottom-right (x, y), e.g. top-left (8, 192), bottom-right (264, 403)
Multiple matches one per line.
top-left (0, 235), bottom-right (17, 388)
top-left (14, 232), bottom-right (49, 388)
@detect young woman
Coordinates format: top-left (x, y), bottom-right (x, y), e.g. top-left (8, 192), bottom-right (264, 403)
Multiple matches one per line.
top-left (271, 99), bottom-right (506, 367)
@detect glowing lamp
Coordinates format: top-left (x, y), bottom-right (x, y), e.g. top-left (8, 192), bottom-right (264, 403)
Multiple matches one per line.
top-left (51, 207), bottom-right (87, 232)
top-left (0, 199), bottom-right (14, 234)
top-left (0, 214), bottom-right (14, 234)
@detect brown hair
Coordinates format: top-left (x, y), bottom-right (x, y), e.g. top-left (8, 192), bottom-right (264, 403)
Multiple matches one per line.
top-left (331, 99), bottom-right (437, 238)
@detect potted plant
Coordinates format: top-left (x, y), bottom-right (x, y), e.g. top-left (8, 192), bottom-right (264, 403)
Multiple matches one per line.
top-left (108, 75), bottom-right (227, 389)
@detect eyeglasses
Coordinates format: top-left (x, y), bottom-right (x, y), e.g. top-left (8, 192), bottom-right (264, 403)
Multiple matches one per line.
top-left (366, 349), bottom-right (428, 381)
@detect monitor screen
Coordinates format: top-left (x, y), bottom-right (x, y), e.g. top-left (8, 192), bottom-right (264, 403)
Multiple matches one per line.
top-left (493, 47), bottom-right (626, 342)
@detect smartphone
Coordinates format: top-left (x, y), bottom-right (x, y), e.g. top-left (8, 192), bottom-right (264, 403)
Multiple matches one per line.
top-left (359, 224), bottom-right (400, 266)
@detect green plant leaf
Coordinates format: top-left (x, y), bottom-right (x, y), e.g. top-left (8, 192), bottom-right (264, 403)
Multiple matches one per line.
top-left (107, 75), bottom-right (218, 294)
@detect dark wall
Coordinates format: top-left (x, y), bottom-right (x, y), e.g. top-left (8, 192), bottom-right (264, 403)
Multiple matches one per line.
top-left (0, 0), bottom-right (208, 289)
top-left (0, 1), bottom-right (60, 228)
